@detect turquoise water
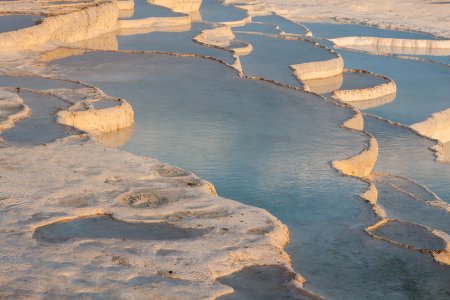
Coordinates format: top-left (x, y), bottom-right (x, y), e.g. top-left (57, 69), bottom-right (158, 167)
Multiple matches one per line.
top-left (51, 51), bottom-right (450, 299)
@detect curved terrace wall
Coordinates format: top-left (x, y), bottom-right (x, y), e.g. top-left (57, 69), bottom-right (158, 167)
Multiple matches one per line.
top-left (194, 26), bottom-right (235, 47)
top-left (57, 100), bottom-right (134, 134)
top-left (291, 55), bottom-right (344, 81)
top-left (332, 136), bottom-right (378, 178)
top-left (331, 70), bottom-right (397, 103)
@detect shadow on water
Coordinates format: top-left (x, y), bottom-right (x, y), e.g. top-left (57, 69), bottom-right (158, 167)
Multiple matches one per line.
top-left (33, 215), bottom-right (208, 242)
top-left (218, 265), bottom-right (314, 300)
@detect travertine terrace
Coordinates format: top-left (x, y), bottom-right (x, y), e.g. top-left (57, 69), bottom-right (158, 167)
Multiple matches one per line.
top-left (0, 0), bottom-right (449, 298)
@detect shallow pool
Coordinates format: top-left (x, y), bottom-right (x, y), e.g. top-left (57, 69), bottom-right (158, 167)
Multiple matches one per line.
top-left (1, 91), bottom-right (76, 145)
